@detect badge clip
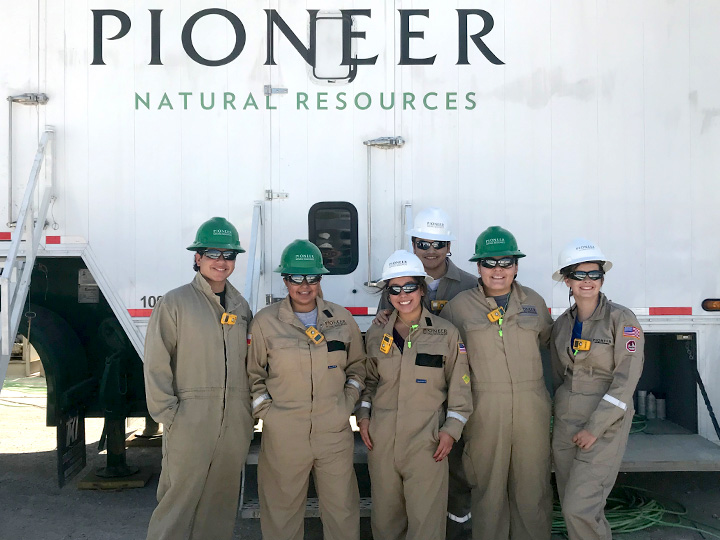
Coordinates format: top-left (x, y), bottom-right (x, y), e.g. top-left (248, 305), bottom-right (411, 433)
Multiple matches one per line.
top-left (573, 338), bottom-right (591, 351)
top-left (487, 306), bottom-right (505, 323)
top-left (380, 333), bottom-right (394, 354)
top-left (305, 326), bottom-right (325, 345)
top-left (431, 300), bottom-right (448, 313)
top-left (221, 313), bottom-right (237, 325)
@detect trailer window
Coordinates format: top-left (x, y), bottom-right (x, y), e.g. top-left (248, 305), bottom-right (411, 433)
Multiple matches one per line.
top-left (310, 11), bottom-right (357, 84)
top-left (308, 202), bottom-right (358, 275)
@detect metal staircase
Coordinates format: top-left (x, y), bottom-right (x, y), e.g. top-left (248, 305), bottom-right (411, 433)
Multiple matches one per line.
top-left (0, 129), bottom-right (55, 389)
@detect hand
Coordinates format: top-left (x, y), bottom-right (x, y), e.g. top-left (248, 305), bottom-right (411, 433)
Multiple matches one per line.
top-left (359, 418), bottom-right (373, 450)
top-left (572, 429), bottom-right (597, 450)
top-left (372, 309), bottom-right (392, 326)
top-left (433, 431), bottom-right (455, 462)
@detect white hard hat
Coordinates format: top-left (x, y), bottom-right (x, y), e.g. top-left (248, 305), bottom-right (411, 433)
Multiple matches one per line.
top-left (552, 238), bottom-right (613, 281)
top-left (406, 207), bottom-right (456, 241)
top-left (377, 250), bottom-right (433, 287)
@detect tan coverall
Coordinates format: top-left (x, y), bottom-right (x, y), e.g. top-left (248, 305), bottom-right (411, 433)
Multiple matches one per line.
top-left (551, 293), bottom-right (644, 540)
top-left (441, 281), bottom-right (553, 540)
top-left (144, 272), bottom-right (253, 540)
top-left (378, 258), bottom-right (477, 536)
top-left (357, 309), bottom-right (473, 540)
top-left (247, 296), bottom-right (365, 540)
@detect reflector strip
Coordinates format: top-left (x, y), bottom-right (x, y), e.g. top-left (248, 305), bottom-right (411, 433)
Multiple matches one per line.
top-left (602, 394), bottom-right (627, 411)
top-left (129, 309), bottom-right (153, 317)
top-left (649, 307), bottom-right (692, 316)
top-left (252, 393), bottom-right (270, 409)
top-left (448, 512), bottom-right (471, 523)
top-left (0, 232), bottom-right (11, 241)
top-left (45, 236), bottom-right (61, 244)
top-left (447, 411), bottom-right (468, 424)
top-left (360, 401), bottom-right (372, 410)
top-left (346, 379), bottom-right (362, 391)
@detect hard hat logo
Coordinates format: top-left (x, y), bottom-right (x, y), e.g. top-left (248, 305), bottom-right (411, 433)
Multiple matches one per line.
top-left (187, 217), bottom-right (245, 252)
top-left (485, 238), bottom-right (505, 245)
top-left (389, 260), bottom-right (407, 268)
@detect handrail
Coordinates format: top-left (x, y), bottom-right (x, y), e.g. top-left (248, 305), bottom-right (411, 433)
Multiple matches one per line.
top-left (243, 202), bottom-right (264, 314)
top-left (1, 130), bottom-right (54, 369)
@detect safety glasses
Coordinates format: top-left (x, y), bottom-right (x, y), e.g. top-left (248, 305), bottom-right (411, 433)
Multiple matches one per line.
top-left (387, 282), bottom-right (420, 295)
top-left (201, 249), bottom-right (239, 261)
top-left (283, 274), bottom-right (322, 285)
top-left (568, 270), bottom-right (604, 281)
top-left (479, 257), bottom-right (515, 269)
top-left (415, 240), bottom-right (448, 250)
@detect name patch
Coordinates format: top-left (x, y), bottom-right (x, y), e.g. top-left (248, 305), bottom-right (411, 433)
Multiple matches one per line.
top-left (319, 319), bottom-right (347, 330)
top-left (416, 379), bottom-right (427, 384)
top-left (593, 338), bottom-right (612, 345)
top-left (328, 365), bottom-right (338, 369)
top-left (422, 328), bottom-right (447, 335)
top-left (520, 305), bottom-right (538, 316)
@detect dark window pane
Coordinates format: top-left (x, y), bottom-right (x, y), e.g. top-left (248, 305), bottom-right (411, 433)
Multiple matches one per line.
top-left (308, 202), bottom-right (359, 275)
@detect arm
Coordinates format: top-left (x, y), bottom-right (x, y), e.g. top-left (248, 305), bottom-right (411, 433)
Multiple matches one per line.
top-left (247, 321), bottom-right (272, 419)
top-left (550, 324), bottom-right (565, 393)
top-left (537, 296), bottom-right (553, 350)
top-left (440, 328), bottom-right (473, 443)
top-left (584, 318), bottom-right (645, 439)
top-left (343, 318), bottom-right (366, 411)
top-left (143, 298), bottom-right (179, 428)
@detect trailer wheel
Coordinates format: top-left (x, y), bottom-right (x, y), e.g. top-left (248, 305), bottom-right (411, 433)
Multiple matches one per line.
top-left (17, 304), bottom-right (90, 426)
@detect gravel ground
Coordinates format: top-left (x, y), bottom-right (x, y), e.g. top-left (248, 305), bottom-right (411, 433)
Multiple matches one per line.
top-left (2, 375), bottom-right (719, 540)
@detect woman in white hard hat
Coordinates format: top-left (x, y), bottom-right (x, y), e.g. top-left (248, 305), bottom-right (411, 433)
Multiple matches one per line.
top-left (374, 208), bottom-right (478, 536)
top-left (247, 240), bottom-right (366, 540)
top-left (357, 250), bottom-right (473, 540)
top-left (550, 239), bottom-right (644, 540)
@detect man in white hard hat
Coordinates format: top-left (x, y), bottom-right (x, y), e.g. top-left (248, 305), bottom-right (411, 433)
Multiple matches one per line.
top-left (374, 208), bottom-right (477, 539)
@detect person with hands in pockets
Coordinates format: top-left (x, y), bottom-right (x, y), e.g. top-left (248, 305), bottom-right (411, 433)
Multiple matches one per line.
top-left (550, 239), bottom-right (644, 540)
top-left (440, 226), bottom-right (554, 540)
top-left (357, 250), bottom-right (473, 540)
top-left (247, 239), bottom-right (365, 540)
top-left (143, 217), bottom-right (253, 540)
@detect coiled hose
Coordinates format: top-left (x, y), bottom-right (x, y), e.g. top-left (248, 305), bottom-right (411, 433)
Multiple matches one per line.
top-left (551, 485), bottom-right (720, 538)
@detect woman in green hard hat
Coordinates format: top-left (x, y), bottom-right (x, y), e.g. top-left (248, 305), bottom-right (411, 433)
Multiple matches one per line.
top-left (440, 226), bottom-right (554, 540)
top-left (247, 239), bottom-right (366, 540)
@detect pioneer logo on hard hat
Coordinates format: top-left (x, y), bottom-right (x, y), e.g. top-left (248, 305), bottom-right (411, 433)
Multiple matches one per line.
top-left (426, 221), bottom-right (445, 228)
top-left (213, 229), bottom-right (232, 236)
top-left (576, 244), bottom-right (596, 251)
top-left (486, 238), bottom-right (505, 245)
top-left (389, 260), bottom-right (407, 268)
top-left (295, 254), bottom-right (315, 260)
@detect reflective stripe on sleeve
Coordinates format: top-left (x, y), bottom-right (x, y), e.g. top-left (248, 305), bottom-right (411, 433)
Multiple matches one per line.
top-left (346, 378), bottom-right (362, 391)
top-left (360, 401), bottom-right (372, 410)
top-left (252, 393), bottom-right (271, 409)
top-left (446, 411), bottom-right (468, 424)
top-left (602, 393), bottom-right (627, 411)
top-left (447, 512), bottom-right (471, 523)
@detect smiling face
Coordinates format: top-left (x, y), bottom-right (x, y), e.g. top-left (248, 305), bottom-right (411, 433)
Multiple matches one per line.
top-left (285, 276), bottom-right (321, 313)
top-left (195, 249), bottom-right (235, 292)
top-left (564, 261), bottom-right (603, 300)
top-left (387, 276), bottom-right (424, 317)
top-left (478, 258), bottom-right (517, 296)
top-left (412, 237), bottom-right (450, 275)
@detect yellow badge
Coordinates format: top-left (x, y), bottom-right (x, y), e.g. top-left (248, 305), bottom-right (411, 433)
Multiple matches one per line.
top-left (573, 338), bottom-right (591, 351)
top-left (431, 299), bottom-right (448, 313)
top-left (220, 313), bottom-right (237, 325)
top-left (487, 306), bottom-right (505, 323)
top-left (462, 374), bottom-right (470, 385)
top-left (380, 333), bottom-right (393, 354)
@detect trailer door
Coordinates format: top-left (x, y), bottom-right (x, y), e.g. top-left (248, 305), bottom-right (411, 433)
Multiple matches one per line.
top-left (266, 3), bottom-right (402, 311)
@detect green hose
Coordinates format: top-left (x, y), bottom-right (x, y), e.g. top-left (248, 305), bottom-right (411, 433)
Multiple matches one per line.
top-left (552, 485), bottom-right (720, 538)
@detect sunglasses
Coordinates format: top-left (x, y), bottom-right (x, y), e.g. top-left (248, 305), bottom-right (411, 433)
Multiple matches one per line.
top-left (284, 274), bottom-right (322, 285)
top-left (201, 249), bottom-right (239, 260)
top-left (568, 270), bottom-right (604, 281)
top-left (387, 282), bottom-right (420, 295)
top-left (479, 257), bottom-right (515, 269)
top-left (415, 240), bottom-right (448, 250)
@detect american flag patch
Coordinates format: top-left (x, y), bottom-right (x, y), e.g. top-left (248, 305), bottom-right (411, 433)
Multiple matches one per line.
top-left (623, 326), bottom-right (640, 338)
top-left (458, 343), bottom-right (467, 354)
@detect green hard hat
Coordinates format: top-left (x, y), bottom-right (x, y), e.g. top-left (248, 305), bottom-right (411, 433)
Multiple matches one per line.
top-left (187, 217), bottom-right (245, 252)
top-left (469, 226), bottom-right (526, 261)
top-left (275, 240), bottom-right (329, 275)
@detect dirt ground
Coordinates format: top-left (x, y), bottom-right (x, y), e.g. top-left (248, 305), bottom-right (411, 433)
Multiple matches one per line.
top-left (2, 375), bottom-right (720, 540)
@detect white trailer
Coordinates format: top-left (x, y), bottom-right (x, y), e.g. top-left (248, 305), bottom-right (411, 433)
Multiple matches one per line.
top-left (2, 0), bottom-right (720, 488)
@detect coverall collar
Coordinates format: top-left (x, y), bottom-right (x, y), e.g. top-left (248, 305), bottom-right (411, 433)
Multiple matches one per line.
top-left (443, 258), bottom-right (464, 282)
top-left (569, 292), bottom-right (609, 323)
top-left (278, 295), bottom-right (335, 332)
top-left (381, 306), bottom-right (434, 335)
top-left (475, 280), bottom-right (528, 317)
top-left (191, 272), bottom-right (243, 312)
